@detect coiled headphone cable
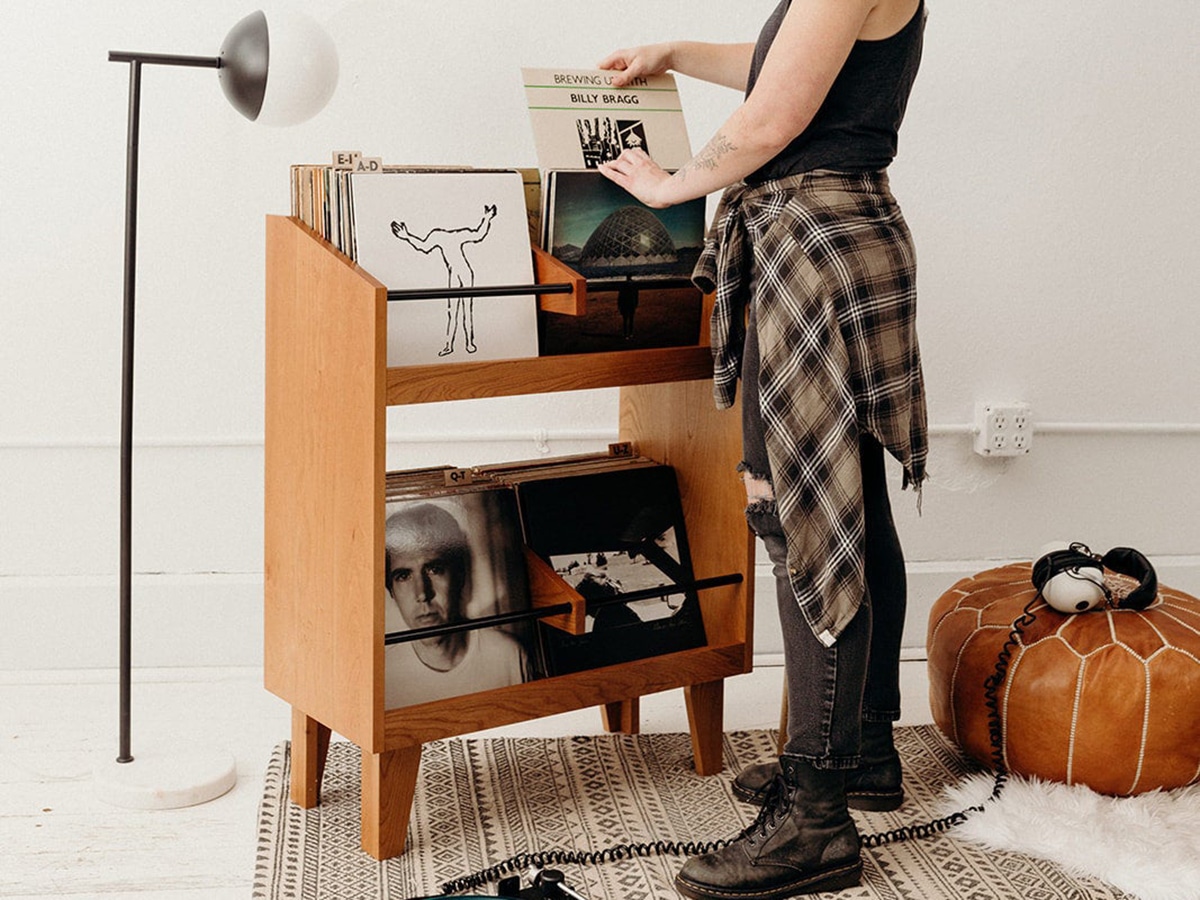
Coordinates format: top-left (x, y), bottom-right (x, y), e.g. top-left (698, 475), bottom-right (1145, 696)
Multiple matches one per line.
top-left (441, 597), bottom-right (1041, 895)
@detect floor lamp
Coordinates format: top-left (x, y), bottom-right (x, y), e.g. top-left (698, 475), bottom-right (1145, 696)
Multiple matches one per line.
top-left (96, 10), bottom-right (338, 809)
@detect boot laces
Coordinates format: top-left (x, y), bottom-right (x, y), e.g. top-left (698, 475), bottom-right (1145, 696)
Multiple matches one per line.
top-left (739, 772), bottom-right (793, 847)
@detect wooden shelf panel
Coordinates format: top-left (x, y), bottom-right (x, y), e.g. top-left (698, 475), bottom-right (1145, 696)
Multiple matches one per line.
top-left (265, 214), bottom-right (385, 751)
top-left (381, 643), bottom-right (747, 748)
top-left (385, 346), bottom-right (714, 405)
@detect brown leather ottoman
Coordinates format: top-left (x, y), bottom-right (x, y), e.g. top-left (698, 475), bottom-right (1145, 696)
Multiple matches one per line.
top-left (927, 562), bottom-right (1200, 795)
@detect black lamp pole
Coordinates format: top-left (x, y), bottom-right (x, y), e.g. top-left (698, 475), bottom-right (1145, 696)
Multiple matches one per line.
top-left (109, 51), bottom-right (222, 765)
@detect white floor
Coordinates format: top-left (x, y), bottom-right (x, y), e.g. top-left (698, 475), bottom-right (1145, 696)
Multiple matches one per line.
top-left (0, 662), bottom-right (931, 899)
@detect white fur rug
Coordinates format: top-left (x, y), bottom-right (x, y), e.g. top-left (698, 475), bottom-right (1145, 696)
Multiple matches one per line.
top-left (943, 773), bottom-right (1200, 900)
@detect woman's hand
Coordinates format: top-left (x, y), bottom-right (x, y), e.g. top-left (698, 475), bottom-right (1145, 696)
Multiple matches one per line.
top-left (598, 148), bottom-right (675, 208)
top-left (597, 43), bottom-right (674, 86)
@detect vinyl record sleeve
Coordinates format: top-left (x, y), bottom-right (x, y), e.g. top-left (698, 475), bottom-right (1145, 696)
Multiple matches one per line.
top-left (352, 169), bottom-right (539, 366)
top-left (514, 464), bottom-right (707, 675)
top-left (522, 67), bottom-right (693, 171)
top-left (383, 483), bottom-right (543, 709)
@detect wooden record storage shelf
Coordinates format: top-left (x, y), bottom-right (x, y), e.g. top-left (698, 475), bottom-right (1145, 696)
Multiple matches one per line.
top-left (263, 215), bottom-right (755, 859)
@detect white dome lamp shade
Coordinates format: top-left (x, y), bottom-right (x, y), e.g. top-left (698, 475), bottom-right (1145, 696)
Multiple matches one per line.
top-left (218, 10), bottom-right (339, 125)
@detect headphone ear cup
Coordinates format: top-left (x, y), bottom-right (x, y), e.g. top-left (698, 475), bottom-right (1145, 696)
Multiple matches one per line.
top-left (1033, 544), bottom-right (1107, 613)
top-left (1100, 547), bottom-right (1158, 610)
top-left (1032, 544), bottom-right (1079, 590)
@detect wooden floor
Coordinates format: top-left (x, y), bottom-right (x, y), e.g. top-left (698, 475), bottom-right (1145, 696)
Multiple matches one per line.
top-left (0, 663), bottom-right (931, 898)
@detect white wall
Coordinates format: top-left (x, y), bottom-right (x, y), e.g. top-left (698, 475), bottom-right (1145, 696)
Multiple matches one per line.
top-left (2, 1), bottom-right (1197, 675)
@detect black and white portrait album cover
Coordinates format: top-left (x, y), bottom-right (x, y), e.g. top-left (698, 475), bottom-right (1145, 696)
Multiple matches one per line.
top-left (382, 481), bottom-right (543, 709)
top-left (513, 463), bottom-right (707, 676)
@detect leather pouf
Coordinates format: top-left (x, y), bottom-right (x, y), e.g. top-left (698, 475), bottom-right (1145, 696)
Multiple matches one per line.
top-left (927, 562), bottom-right (1200, 796)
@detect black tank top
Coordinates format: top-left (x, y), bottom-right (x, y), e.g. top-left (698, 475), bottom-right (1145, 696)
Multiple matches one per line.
top-left (745, 0), bottom-right (925, 182)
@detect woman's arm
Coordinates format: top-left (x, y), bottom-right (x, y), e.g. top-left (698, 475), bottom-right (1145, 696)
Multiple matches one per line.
top-left (600, 0), bottom-right (878, 208)
top-left (599, 41), bottom-right (755, 91)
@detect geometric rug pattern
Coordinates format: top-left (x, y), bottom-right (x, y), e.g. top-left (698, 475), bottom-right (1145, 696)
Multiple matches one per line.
top-left (253, 725), bottom-right (1131, 899)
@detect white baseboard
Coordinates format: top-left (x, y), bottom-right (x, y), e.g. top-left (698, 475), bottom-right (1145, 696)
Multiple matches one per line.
top-left (0, 574), bottom-right (263, 671)
top-left (749, 653), bottom-right (933, 727)
top-left (5, 558), bottom-right (1196, 673)
top-left (752, 561), bottom-right (991, 656)
top-left (752, 557), bottom-right (1200, 657)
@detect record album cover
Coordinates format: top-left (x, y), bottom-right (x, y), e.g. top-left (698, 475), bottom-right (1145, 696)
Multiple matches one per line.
top-left (352, 170), bottom-right (539, 366)
top-left (543, 169), bottom-right (706, 281)
top-left (383, 483), bottom-right (541, 709)
top-left (522, 67), bottom-right (693, 171)
top-left (514, 464), bottom-right (707, 675)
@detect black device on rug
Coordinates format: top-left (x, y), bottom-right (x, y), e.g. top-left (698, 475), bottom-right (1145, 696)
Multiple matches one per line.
top-left (417, 867), bottom-right (587, 900)
top-left (438, 542), bottom-right (1157, 897)
top-left (498, 868), bottom-right (589, 900)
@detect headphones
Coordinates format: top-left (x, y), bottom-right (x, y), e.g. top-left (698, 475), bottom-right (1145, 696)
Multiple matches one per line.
top-left (1031, 541), bottom-right (1158, 613)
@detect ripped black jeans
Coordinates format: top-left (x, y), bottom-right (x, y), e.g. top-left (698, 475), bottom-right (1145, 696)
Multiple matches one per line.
top-left (741, 301), bottom-right (907, 768)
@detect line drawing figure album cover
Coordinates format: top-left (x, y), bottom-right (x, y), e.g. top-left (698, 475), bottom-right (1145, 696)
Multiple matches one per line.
top-left (390, 204), bottom-right (496, 356)
top-left (353, 170), bottom-right (539, 366)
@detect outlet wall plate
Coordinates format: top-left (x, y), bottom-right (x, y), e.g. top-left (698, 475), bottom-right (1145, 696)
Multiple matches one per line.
top-left (974, 402), bottom-right (1032, 456)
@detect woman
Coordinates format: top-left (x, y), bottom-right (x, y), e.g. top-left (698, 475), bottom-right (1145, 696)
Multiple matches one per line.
top-left (598, 1), bottom-right (928, 897)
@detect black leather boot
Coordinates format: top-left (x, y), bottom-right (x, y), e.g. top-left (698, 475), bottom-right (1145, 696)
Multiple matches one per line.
top-left (676, 756), bottom-right (861, 900)
top-left (732, 720), bottom-right (904, 811)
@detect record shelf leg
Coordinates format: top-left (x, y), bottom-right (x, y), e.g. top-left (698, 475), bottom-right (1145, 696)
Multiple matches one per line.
top-left (601, 697), bottom-right (640, 734)
top-left (684, 679), bottom-right (725, 776)
top-left (290, 708), bottom-right (331, 808)
top-left (361, 744), bottom-right (421, 859)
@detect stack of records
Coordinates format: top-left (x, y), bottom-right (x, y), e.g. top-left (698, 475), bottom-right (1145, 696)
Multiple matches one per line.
top-left (381, 447), bottom-right (707, 708)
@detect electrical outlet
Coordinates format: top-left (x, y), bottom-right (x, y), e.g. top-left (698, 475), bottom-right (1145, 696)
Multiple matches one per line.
top-left (974, 402), bottom-right (1033, 457)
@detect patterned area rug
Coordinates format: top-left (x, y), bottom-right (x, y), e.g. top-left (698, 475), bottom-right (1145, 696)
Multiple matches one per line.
top-left (253, 725), bottom-right (1132, 900)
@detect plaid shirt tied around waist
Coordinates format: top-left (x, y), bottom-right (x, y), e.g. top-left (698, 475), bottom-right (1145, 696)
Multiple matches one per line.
top-left (694, 170), bottom-right (928, 646)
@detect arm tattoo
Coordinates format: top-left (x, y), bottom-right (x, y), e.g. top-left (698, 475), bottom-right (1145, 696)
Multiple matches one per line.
top-left (679, 132), bottom-right (737, 180)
